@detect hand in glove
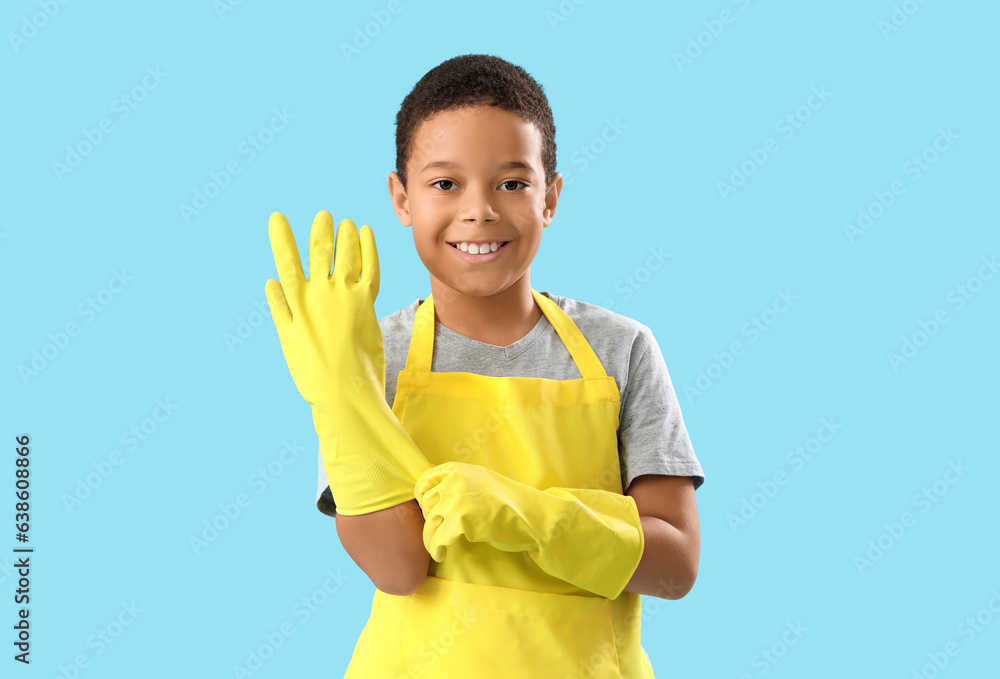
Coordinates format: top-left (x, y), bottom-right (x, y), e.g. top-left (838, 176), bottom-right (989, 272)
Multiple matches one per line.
top-left (265, 210), bottom-right (431, 515)
top-left (414, 461), bottom-right (644, 600)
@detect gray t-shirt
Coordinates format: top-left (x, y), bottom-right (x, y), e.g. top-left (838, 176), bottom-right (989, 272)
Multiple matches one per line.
top-left (316, 291), bottom-right (704, 516)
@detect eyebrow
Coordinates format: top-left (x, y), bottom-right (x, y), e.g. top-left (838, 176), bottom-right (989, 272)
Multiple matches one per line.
top-left (419, 160), bottom-right (536, 174)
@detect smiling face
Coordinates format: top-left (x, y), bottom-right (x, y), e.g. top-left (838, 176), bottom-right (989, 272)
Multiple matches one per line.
top-left (388, 105), bottom-right (562, 303)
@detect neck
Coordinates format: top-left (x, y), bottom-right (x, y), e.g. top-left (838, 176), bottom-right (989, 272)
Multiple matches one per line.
top-left (427, 276), bottom-right (542, 347)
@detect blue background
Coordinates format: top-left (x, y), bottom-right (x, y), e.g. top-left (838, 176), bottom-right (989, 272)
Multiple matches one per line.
top-left (3, 0), bottom-right (998, 677)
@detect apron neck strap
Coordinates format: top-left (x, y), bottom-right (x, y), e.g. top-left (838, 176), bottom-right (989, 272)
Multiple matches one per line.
top-left (404, 288), bottom-right (608, 379)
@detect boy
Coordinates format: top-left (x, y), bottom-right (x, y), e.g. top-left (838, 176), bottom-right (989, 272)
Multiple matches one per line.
top-left (267, 54), bottom-right (704, 677)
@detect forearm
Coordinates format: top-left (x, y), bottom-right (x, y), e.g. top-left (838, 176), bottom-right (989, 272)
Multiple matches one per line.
top-left (622, 515), bottom-right (699, 599)
top-left (335, 499), bottom-right (430, 596)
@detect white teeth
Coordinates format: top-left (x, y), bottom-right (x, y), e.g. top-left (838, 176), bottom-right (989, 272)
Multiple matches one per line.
top-left (455, 241), bottom-right (504, 254)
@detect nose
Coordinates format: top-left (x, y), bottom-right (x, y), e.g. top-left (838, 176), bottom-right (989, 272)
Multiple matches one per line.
top-left (460, 182), bottom-right (499, 223)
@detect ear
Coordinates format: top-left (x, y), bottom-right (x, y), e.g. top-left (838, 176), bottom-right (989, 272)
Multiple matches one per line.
top-left (388, 171), bottom-right (412, 227)
top-left (541, 172), bottom-right (563, 227)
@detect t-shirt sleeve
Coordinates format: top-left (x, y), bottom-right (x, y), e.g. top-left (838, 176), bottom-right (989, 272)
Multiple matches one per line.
top-left (619, 325), bottom-right (705, 492)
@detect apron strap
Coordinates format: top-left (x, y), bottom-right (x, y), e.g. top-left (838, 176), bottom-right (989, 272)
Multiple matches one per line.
top-left (405, 292), bottom-right (436, 373)
top-left (404, 289), bottom-right (608, 379)
top-left (530, 288), bottom-right (608, 379)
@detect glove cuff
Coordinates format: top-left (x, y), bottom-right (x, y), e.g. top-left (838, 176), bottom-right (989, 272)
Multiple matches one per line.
top-left (530, 488), bottom-right (645, 600)
top-left (311, 401), bottom-right (432, 516)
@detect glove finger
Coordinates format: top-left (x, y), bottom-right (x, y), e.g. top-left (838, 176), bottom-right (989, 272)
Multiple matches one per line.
top-left (264, 279), bottom-right (292, 331)
top-left (309, 210), bottom-right (335, 281)
top-left (332, 218), bottom-right (361, 285)
top-left (358, 224), bottom-right (380, 302)
top-left (426, 509), bottom-right (466, 563)
top-left (415, 477), bottom-right (443, 518)
top-left (265, 280), bottom-right (302, 380)
top-left (422, 511), bottom-right (447, 562)
top-left (267, 212), bottom-right (305, 305)
top-left (431, 543), bottom-right (448, 562)
top-left (414, 466), bottom-right (447, 505)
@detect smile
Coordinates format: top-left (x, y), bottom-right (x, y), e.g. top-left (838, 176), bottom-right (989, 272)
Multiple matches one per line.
top-left (447, 240), bottom-right (511, 263)
top-left (448, 240), bottom-right (510, 253)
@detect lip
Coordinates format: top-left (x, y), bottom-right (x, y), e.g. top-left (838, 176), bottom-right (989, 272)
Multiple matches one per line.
top-left (448, 240), bottom-right (511, 264)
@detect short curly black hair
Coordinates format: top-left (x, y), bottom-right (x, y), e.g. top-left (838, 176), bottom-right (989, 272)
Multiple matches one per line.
top-left (393, 54), bottom-right (557, 191)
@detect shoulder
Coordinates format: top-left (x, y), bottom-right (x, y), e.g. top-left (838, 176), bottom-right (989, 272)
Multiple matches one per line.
top-left (540, 291), bottom-right (656, 358)
top-left (376, 298), bottom-right (423, 371)
top-left (539, 291), bottom-right (665, 399)
top-left (377, 297), bottom-right (421, 335)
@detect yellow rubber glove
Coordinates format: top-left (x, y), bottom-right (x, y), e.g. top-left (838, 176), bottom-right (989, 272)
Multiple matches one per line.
top-left (414, 461), bottom-right (644, 600)
top-left (265, 210), bottom-right (431, 516)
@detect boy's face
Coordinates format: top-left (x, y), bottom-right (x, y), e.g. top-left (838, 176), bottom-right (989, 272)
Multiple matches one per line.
top-left (388, 105), bottom-right (562, 302)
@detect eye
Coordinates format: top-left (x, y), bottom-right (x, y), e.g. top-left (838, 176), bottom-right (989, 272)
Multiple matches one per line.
top-left (499, 180), bottom-right (527, 191)
top-left (431, 180), bottom-right (457, 191)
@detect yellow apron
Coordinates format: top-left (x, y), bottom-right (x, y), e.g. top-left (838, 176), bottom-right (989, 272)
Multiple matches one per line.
top-left (345, 288), bottom-right (655, 678)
